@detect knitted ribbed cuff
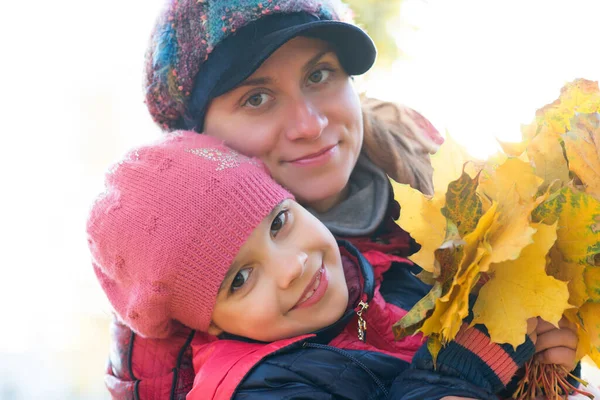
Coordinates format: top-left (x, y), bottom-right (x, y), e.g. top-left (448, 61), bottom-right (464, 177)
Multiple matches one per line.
top-left (440, 323), bottom-right (535, 393)
top-left (413, 323), bottom-right (535, 394)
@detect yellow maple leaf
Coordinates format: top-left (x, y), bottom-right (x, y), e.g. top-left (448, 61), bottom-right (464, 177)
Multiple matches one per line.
top-left (472, 223), bottom-right (571, 348)
top-left (584, 267), bottom-right (600, 303)
top-left (535, 79), bottom-right (600, 136)
top-left (558, 79), bottom-right (600, 115)
top-left (533, 187), bottom-right (600, 265)
top-left (392, 182), bottom-right (447, 274)
top-left (420, 252), bottom-right (483, 344)
top-left (479, 158), bottom-right (543, 208)
top-left (418, 205), bottom-right (498, 342)
top-left (526, 128), bottom-right (570, 191)
top-left (394, 79), bottom-right (600, 391)
top-left (497, 138), bottom-right (528, 157)
top-left (430, 132), bottom-right (477, 193)
top-left (393, 283), bottom-right (442, 338)
top-left (477, 159), bottom-right (543, 271)
top-left (521, 121), bottom-right (543, 143)
top-left (479, 198), bottom-right (540, 272)
top-left (562, 113), bottom-right (600, 200)
top-left (427, 334), bottom-right (443, 368)
top-left (554, 189), bottom-right (600, 265)
top-left (547, 246), bottom-right (589, 308)
top-left (579, 301), bottom-right (600, 366)
top-left (442, 171), bottom-right (483, 237)
top-left (564, 308), bottom-right (591, 363)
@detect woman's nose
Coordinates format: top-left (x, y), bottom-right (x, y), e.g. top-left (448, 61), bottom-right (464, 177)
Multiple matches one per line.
top-left (272, 251), bottom-right (308, 289)
top-left (284, 97), bottom-right (328, 141)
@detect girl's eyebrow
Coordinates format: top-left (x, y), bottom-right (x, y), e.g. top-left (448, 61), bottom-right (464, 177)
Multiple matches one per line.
top-left (218, 200), bottom-right (288, 292)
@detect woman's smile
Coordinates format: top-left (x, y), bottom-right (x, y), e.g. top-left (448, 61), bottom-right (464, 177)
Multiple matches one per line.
top-left (286, 143), bottom-right (339, 167)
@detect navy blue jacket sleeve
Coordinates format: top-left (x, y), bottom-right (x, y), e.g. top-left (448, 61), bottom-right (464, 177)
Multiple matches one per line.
top-left (234, 346), bottom-right (405, 400)
top-left (233, 343), bottom-right (493, 400)
top-left (390, 369), bottom-right (499, 400)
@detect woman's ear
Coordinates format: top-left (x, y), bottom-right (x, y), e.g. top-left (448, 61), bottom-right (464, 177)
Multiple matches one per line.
top-left (207, 321), bottom-right (224, 336)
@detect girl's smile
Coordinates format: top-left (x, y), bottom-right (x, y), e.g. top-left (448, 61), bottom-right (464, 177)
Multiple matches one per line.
top-left (292, 264), bottom-right (328, 310)
top-left (208, 199), bottom-right (349, 342)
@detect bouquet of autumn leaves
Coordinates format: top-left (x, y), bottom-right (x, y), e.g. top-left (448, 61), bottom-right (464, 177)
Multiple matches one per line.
top-left (392, 79), bottom-right (600, 399)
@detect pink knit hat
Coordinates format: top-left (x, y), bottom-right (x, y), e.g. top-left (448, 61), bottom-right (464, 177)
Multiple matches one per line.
top-left (87, 131), bottom-right (292, 338)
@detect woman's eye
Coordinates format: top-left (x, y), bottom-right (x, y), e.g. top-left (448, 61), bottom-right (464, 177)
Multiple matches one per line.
top-left (270, 210), bottom-right (289, 238)
top-left (231, 268), bottom-right (251, 292)
top-left (307, 69), bottom-right (331, 85)
top-left (243, 93), bottom-right (271, 108)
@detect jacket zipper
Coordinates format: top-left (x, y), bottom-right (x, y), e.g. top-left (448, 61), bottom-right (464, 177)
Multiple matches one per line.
top-left (355, 300), bottom-right (369, 342)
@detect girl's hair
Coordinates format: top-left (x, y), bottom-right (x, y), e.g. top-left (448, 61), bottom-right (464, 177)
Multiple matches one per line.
top-left (361, 97), bottom-right (443, 195)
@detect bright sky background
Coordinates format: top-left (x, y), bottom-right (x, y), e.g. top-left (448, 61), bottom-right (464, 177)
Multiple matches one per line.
top-left (1, 0), bottom-right (598, 398)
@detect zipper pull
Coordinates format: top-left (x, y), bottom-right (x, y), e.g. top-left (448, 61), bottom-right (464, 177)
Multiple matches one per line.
top-left (356, 300), bottom-right (369, 342)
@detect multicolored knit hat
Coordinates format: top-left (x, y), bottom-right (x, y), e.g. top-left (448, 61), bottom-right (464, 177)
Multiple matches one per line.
top-left (87, 132), bottom-right (292, 338)
top-left (145, 0), bottom-right (376, 131)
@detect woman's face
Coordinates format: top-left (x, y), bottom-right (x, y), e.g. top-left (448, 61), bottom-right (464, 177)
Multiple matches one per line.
top-left (209, 199), bottom-right (348, 342)
top-left (204, 37), bottom-right (364, 212)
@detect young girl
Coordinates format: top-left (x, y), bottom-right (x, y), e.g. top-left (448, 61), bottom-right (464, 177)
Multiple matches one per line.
top-left (89, 132), bottom-right (539, 399)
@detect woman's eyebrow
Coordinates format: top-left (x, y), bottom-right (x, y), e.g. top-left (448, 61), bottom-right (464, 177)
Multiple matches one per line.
top-left (302, 49), bottom-right (334, 74)
top-left (233, 76), bottom-right (273, 89)
top-left (231, 49), bottom-right (333, 91)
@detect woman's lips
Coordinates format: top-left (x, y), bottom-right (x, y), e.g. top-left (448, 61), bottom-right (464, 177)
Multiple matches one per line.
top-left (292, 266), bottom-right (329, 310)
top-left (287, 144), bottom-right (338, 167)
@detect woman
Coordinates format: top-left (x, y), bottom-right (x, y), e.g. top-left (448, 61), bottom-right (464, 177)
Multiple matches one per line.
top-left (104, 0), bottom-right (579, 398)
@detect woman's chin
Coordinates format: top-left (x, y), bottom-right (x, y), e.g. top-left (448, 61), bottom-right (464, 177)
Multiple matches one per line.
top-left (294, 182), bottom-right (350, 212)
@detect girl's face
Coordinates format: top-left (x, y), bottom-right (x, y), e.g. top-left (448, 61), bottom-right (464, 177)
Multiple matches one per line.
top-left (204, 37), bottom-right (364, 213)
top-left (208, 199), bottom-right (349, 342)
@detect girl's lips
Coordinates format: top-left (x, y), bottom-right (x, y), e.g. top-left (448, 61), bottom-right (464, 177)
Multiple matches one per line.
top-left (292, 266), bottom-right (329, 310)
top-left (287, 144), bottom-right (338, 167)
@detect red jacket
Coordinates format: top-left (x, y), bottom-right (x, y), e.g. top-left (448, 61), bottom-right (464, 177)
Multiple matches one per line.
top-left (104, 203), bottom-right (421, 400)
top-left (186, 242), bottom-right (425, 399)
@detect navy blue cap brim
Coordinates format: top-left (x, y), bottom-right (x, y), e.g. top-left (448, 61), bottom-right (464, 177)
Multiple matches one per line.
top-left (182, 13), bottom-right (376, 131)
top-left (214, 20), bottom-right (377, 97)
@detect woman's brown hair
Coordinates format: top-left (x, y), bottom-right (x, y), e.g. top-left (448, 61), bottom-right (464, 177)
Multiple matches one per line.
top-left (361, 96), bottom-right (442, 196)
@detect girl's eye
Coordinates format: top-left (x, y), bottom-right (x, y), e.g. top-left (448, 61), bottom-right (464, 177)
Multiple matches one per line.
top-left (231, 268), bottom-right (251, 292)
top-left (270, 210), bottom-right (289, 238)
top-left (307, 69), bottom-right (331, 85)
top-left (243, 93), bottom-right (271, 108)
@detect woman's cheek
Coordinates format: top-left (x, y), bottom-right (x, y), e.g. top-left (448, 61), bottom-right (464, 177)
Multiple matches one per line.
top-left (235, 121), bottom-right (281, 159)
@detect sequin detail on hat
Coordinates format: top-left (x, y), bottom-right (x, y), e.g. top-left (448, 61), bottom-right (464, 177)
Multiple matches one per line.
top-left (185, 147), bottom-right (258, 171)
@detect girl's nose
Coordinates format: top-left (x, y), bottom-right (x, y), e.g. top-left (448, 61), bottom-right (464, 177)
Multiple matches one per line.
top-left (272, 251), bottom-right (307, 289)
top-left (284, 97), bottom-right (328, 142)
